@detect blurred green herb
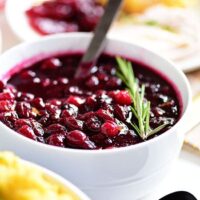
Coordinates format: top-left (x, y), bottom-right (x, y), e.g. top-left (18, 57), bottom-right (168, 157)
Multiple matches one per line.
top-left (144, 20), bottom-right (175, 32)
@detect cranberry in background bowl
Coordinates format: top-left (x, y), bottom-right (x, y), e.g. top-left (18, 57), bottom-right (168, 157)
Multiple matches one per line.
top-left (5, 0), bottom-right (104, 41)
top-left (0, 33), bottom-right (191, 200)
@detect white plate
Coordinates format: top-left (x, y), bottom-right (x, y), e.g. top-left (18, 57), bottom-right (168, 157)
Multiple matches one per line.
top-left (110, 27), bottom-right (200, 73)
top-left (5, 0), bottom-right (200, 72)
top-left (6, 0), bottom-right (41, 41)
top-left (147, 150), bottom-right (200, 200)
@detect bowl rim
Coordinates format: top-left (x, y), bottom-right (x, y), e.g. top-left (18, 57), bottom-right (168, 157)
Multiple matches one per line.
top-left (0, 33), bottom-right (192, 155)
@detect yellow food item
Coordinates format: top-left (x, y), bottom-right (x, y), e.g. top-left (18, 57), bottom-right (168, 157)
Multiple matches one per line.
top-left (0, 152), bottom-right (80, 200)
top-left (161, 0), bottom-right (196, 7)
top-left (98, 0), bottom-right (195, 13)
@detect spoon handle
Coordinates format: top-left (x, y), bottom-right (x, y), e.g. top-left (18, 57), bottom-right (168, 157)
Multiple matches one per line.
top-left (75, 0), bottom-right (123, 78)
top-left (82, 0), bottom-right (123, 63)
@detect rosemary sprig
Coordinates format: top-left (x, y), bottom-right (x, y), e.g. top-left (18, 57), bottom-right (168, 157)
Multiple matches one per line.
top-left (116, 57), bottom-right (167, 140)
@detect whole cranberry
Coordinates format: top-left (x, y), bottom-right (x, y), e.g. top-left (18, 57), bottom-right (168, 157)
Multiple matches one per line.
top-left (41, 78), bottom-right (51, 87)
top-left (97, 73), bottom-right (109, 82)
top-left (57, 77), bottom-right (68, 85)
top-left (18, 125), bottom-right (36, 140)
top-left (114, 105), bottom-right (132, 122)
top-left (15, 119), bottom-right (32, 130)
top-left (66, 130), bottom-right (96, 149)
top-left (78, 111), bottom-right (95, 121)
top-left (66, 95), bottom-right (85, 107)
top-left (0, 91), bottom-right (15, 100)
top-left (112, 90), bottom-right (132, 105)
top-left (38, 110), bottom-right (50, 125)
top-left (78, 4), bottom-right (103, 31)
top-left (85, 116), bottom-right (101, 132)
top-left (106, 77), bottom-right (122, 88)
top-left (84, 96), bottom-right (97, 112)
top-left (96, 109), bottom-right (114, 121)
top-left (0, 100), bottom-right (16, 112)
top-left (16, 102), bottom-right (36, 118)
top-left (20, 70), bottom-right (36, 79)
top-left (46, 134), bottom-right (66, 147)
top-left (45, 123), bottom-right (66, 135)
top-left (17, 92), bottom-right (34, 101)
top-left (0, 111), bottom-right (18, 128)
top-left (65, 117), bottom-right (83, 130)
top-left (30, 120), bottom-right (44, 136)
top-left (31, 97), bottom-right (45, 109)
top-left (86, 76), bottom-right (99, 89)
top-left (61, 103), bottom-right (78, 118)
top-left (47, 99), bottom-right (62, 107)
top-left (66, 130), bottom-right (86, 145)
top-left (45, 104), bottom-right (61, 121)
top-left (101, 121), bottom-right (120, 137)
top-left (41, 58), bottom-right (62, 70)
top-left (4, 85), bottom-right (17, 94)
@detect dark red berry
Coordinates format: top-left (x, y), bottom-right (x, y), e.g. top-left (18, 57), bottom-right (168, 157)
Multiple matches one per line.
top-left (96, 109), bottom-right (114, 121)
top-left (84, 96), bottom-right (97, 112)
top-left (86, 76), bottom-right (99, 89)
top-left (20, 70), bottom-right (36, 79)
top-left (41, 58), bottom-right (62, 70)
top-left (31, 97), bottom-right (45, 109)
top-left (38, 110), bottom-right (50, 125)
top-left (114, 105), bottom-right (132, 122)
top-left (101, 121), bottom-right (120, 137)
top-left (112, 90), bottom-right (132, 105)
top-left (47, 99), bottom-right (62, 107)
top-left (66, 130), bottom-right (96, 149)
top-left (66, 95), bottom-right (85, 107)
top-left (16, 102), bottom-right (36, 118)
top-left (46, 134), bottom-right (66, 147)
top-left (65, 117), bottom-right (83, 130)
top-left (106, 77), bottom-right (122, 88)
top-left (18, 125), bottom-right (36, 140)
top-left (15, 119), bottom-right (32, 130)
top-left (0, 91), bottom-right (15, 100)
top-left (0, 100), bottom-right (16, 112)
top-left (30, 120), bottom-right (44, 136)
top-left (45, 123), bottom-right (66, 135)
top-left (0, 111), bottom-right (18, 128)
top-left (17, 92), bottom-right (34, 101)
top-left (45, 104), bottom-right (61, 121)
top-left (85, 116), bottom-right (101, 132)
top-left (61, 103), bottom-right (78, 118)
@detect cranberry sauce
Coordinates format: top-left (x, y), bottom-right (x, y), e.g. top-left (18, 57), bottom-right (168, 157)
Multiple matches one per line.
top-left (0, 54), bottom-right (180, 150)
top-left (26, 0), bottom-right (104, 35)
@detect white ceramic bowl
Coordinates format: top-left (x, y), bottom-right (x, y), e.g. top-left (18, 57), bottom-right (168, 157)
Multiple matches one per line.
top-left (0, 33), bottom-right (191, 200)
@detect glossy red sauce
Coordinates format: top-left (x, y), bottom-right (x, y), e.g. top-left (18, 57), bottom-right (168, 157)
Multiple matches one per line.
top-left (0, 53), bottom-right (181, 149)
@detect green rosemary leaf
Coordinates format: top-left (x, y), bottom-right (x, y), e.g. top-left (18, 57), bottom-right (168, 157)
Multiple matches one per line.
top-left (116, 57), bottom-right (167, 140)
top-left (148, 123), bottom-right (167, 137)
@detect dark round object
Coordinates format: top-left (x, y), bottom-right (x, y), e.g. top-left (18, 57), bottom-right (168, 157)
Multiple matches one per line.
top-left (159, 191), bottom-right (197, 200)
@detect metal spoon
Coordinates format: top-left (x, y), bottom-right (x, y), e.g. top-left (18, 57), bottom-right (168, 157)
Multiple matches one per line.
top-left (75, 0), bottom-right (123, 79)
top-left (159, 191), bottom-right (197, 200)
